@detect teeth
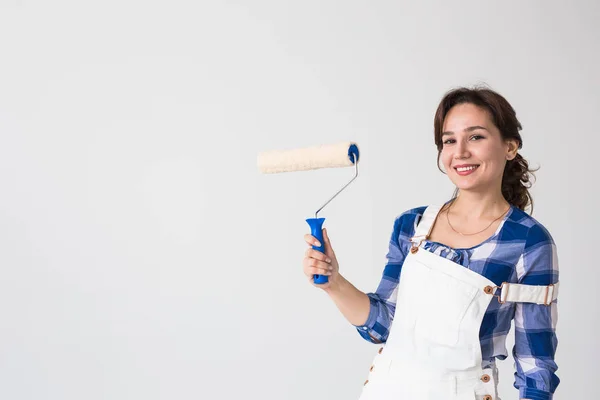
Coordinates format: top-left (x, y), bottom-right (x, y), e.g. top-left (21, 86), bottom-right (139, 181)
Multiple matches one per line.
top-left (457, 166), bottom-right (478, 172)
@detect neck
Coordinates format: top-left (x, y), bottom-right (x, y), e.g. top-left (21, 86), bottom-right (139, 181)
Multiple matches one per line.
top-left (450, 189), bottom-right (510, 220)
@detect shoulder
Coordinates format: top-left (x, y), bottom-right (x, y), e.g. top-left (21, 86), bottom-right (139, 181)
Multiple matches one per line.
top-left (518, 211), bottom-right (557, 279)
top-left (506, 206), bottom-right (556, 249)
top-left (507, 207), bottom-right (559, 282)
top-left (390, 205), bottom-right (428, 242)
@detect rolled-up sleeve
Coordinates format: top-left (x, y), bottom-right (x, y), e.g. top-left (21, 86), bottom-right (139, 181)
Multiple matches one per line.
top-left (513, 223), bottom-right (560, 400)
top-left (355, 210), bottom-right (417, 343)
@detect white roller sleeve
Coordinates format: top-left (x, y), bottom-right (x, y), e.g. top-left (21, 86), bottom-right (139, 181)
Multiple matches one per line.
top-left (257, 141), bottom-right (359, 173)
top-left (499, 282), bottom-right (559, 305)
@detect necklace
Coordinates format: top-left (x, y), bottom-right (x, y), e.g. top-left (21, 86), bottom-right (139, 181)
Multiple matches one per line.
top-left (446, 199), bottom-right (510, 236)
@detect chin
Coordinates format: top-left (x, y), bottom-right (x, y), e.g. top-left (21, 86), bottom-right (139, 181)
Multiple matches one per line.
top-left (451, 178), bottom-right (484, 192)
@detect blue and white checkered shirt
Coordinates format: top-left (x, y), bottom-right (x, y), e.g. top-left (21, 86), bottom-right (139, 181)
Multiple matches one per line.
top-left (355, 205), bottom-right (560, 400)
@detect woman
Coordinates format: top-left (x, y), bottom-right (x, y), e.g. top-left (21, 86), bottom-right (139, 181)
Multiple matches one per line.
top-left (302, 87), bottom-right (559, 400)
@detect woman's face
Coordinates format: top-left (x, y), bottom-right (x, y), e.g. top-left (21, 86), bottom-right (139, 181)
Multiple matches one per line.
top-left (440, 103), bottom-right (518, 193)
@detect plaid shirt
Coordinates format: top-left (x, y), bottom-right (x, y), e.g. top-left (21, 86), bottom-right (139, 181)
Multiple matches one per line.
top-left (355, 205), bottom-right (560, 400)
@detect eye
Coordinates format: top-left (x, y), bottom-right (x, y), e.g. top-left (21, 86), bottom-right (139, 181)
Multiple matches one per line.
top-left (443, 138), bottom-right (455, 145)
top-left (470, 134), bottom-right (485, 141)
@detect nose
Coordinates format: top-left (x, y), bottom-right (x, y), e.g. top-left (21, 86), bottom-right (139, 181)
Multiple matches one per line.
top-left (454, 140), bottom-right (471, 160)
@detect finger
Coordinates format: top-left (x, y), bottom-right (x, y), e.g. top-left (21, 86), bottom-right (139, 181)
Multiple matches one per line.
top-left (304, 234), bottom-right (321, 247)
top-left (303, 258), bottom-right (332, 274)
top-left (322, 228), bottom-right (336, 257)
top-left (307, 266), bottom-right (332, 276)
top-left (309, 258), bottom-right (333, 271)
top-left (305, 248), bottom-right (331, 263)
top-left (323, 228), bottom-right (330, 243)
top-left (303, 259), bottom-right (331, 276)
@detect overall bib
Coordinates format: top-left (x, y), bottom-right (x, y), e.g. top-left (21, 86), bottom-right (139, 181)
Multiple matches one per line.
top-left (358, 205), bottom-right (558, 400)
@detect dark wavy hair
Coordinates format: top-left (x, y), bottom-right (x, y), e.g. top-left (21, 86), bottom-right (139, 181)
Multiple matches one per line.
top-left (433, 86), bottom-right (537, 213)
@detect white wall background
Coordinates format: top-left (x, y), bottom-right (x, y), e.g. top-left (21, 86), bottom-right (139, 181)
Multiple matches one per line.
top-left (1, 1), bottom-right (598, 399)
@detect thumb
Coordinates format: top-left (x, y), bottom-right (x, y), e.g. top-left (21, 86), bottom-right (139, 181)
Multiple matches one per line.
top-left (322, 228), bottom-right (335, 256)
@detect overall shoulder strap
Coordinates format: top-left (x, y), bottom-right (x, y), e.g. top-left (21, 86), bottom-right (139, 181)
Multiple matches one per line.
top-left (411, 204), bottom-right (444, 244)
top-left (496, 281), bottom-right (559, 306)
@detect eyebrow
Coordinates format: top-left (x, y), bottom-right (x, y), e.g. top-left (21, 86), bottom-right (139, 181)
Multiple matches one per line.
top-left (441, 125), bottom-right (489, 136)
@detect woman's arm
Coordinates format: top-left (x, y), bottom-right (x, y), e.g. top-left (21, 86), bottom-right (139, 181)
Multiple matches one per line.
top-left (513, 223), bottom-right (560, 400)
top-left (324, 275), bottom-right (371, 326)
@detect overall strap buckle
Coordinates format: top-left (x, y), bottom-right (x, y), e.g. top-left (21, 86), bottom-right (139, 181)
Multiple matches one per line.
top-left (491, 282), bottom-right (509, 304)
top-left (486, 282), bottom-right (559, 306)
top-left (409, 235), bottom-right (427, 254)
top-left (543, 283), bottom-right (556, 306)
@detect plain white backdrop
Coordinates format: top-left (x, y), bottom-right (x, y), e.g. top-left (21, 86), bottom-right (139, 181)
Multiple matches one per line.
top-left (0, 1), bottom-right (598, 399)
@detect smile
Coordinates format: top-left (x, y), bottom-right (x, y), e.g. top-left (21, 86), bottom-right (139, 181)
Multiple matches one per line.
top-left (454, 165), bottom-right (479, 176)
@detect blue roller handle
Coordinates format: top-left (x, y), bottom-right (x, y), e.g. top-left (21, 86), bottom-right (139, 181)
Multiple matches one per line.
top-left (306, 217), bottom-right (328, 284)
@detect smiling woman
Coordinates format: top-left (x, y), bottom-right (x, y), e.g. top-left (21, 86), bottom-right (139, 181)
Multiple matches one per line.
top-left (302, 86), bottom-right (560, 400)
top-left (434, 88), bottom-right (536, 213)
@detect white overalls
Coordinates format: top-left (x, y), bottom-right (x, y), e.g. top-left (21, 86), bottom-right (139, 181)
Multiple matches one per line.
top-left (359, 205), bottom-right (558, 400)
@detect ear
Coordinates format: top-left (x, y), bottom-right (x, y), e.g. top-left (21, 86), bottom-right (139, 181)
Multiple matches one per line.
top-left (505, 139), bottom-right (519, 160)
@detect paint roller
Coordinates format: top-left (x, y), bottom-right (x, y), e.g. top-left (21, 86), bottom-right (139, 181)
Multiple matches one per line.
top-left (257, 142), bottom-right (360, 284)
